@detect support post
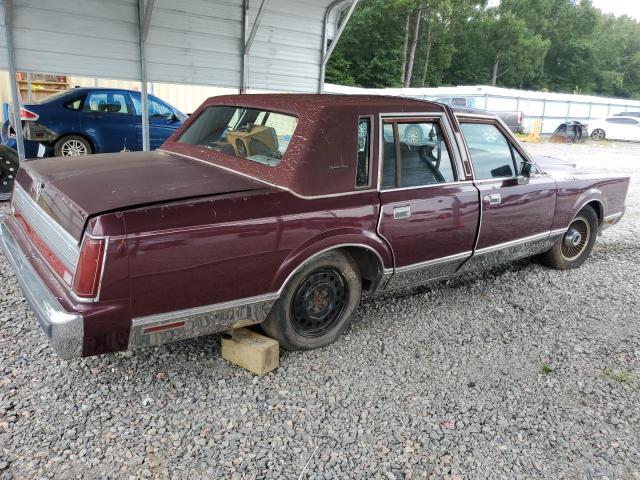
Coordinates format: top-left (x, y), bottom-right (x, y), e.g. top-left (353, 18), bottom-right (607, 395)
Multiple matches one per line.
top-left (138, 0), bottom-right (154, 151)
top-left (4, 0), bottom-right (26, 161)
top-left (318, 0), bottom-right (358, 93)
top-left (241, 0), bottom-right (269, 93)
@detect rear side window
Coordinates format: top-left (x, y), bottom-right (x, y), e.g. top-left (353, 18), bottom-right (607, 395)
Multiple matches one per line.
top-left (381, 120), bottom-right (455, 189)
top-left (356, 118), bottom-right (371, 187)
top-left (84, 92), bottom-right (129, 115)
top-left (64, 97), bottom-right (84, 111)
top-left (460, 123), bottom-right (515, 179)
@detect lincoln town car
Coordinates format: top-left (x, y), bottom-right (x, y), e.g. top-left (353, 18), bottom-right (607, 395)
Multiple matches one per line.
top-left (0, 95), bottom-right (629, 359)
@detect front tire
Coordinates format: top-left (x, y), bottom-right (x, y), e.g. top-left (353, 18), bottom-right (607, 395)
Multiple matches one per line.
top-left (591, 128), bottom-right (606, 141)
top-left (539, 206), bottom-right (598, 270)
top-left (261, 251), bottom-right (362, 350)
top-left (54, 135), bottom-right (92, 157)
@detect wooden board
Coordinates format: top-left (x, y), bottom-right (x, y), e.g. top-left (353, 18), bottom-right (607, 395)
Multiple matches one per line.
top-left (220, 328), bottom-right (279, 376)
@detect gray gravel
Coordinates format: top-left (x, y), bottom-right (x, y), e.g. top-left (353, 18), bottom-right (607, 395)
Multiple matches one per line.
top-left (1, 141), bottom-right (639, 479)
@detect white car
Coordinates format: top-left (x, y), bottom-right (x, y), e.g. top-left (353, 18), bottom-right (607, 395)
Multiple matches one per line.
top-left (589, 116), bottom-right (640, 142)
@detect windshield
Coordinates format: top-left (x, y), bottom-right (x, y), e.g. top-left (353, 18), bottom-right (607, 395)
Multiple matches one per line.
top-left (178, 106), bottom-right (298, 167)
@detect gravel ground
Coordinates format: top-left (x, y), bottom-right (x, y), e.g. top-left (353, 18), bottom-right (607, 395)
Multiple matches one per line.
top-left (1, 141), bottom-right (639, 479)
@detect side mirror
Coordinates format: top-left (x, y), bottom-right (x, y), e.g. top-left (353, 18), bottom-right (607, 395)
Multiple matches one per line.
top-left (517, 162), bottom-right (534, 185)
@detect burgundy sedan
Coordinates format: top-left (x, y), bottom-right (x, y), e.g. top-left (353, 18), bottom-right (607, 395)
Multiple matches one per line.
top-left (0, 95), bottom-right (629, 359)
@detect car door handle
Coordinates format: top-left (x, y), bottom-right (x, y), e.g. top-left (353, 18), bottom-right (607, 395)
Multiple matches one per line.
top-left (393, 205), bottom-right (411, 219)
top-left (483, 193), bottom-right (502, 206)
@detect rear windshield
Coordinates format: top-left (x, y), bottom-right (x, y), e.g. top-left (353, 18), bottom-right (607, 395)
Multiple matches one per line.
top-left (178, 106), bottom-right (298, 167)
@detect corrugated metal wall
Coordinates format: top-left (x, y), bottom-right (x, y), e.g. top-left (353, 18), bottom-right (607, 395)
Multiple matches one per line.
top-left (0, 0), bottom-right (344, 92)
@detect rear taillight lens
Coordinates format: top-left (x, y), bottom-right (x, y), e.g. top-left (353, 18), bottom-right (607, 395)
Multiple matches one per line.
top-left (20, 108), bottom-right (39, 121)
top-left (72, 236), bottom-right (106, 299)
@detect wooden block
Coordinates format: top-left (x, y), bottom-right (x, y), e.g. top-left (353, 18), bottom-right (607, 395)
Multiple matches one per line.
top-left (220, 328), bottom-right (279, 376)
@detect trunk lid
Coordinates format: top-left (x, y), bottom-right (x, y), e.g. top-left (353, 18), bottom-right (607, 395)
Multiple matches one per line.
top-left (15, 150), bottom-right (270, 240)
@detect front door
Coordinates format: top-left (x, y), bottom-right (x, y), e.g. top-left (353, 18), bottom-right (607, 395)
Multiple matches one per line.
top-left (131, 93), bottom-right (182, 150)
top-left (80, 91), bottom-right (137, 153)
top-left (377, 116), bottom-right (480, 290)
top-left (459, 120), bottom-right (557, 268)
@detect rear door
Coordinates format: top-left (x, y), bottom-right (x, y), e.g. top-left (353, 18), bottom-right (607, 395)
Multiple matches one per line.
top-left (377, 114), bottom-right (480, 290)
top-left (80, 91), bottom-right (137, 153)
top-left (459, 118), bottom-right (556, 264)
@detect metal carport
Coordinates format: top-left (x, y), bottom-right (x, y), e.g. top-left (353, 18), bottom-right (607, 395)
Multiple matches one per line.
top-left (0, 0), bottom-right (358, 160)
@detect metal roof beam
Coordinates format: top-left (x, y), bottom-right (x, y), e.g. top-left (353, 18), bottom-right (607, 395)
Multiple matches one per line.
top-left (138, 0), bottom-right (154, 151)
top-left (4, 0), bottom-right (26, 161)
top-left (319, 0), bottom-right (358, 93)
top-left (241, 0), bottom-right (269, 93)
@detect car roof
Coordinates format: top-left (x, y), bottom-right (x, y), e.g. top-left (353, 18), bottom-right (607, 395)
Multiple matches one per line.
top-left (201, 93), bottom-right (448, 116)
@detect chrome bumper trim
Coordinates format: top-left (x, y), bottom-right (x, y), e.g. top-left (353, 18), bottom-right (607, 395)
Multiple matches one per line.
top-left (0, 218), bottom-right (83, 359)
top-left (128, 293), bottom-right (279, 350)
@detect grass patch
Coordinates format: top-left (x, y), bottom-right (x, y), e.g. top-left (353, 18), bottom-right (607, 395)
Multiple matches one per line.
top-left (601, 368), bottom-right (636, 385)
top-left (540, 363), bottom-right (554, 375)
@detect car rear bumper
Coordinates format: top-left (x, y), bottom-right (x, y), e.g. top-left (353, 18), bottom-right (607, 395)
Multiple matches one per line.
top-left (0, 216), bottom-right (84, 359)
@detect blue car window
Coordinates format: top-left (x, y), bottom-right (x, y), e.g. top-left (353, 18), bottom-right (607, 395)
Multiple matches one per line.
top-left (131, 95), bottom-right (174, 118)
top-left (84, 93), bottom-right (129, 115)
top-left (64, 97), bottom-right (84, 111)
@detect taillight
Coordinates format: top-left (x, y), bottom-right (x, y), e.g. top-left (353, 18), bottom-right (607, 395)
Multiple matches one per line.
top-left (72, 236), bottom-right (107, 299)
top-left (20, 108), bottom-right (39, 121)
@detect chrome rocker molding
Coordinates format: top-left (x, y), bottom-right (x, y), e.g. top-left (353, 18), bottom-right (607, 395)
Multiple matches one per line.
top-left (128, 293), bottom-right (278, 350)
top-left (0, 219), bottom-right (83, 360)
top-left (600, 210), bottom-right (624, 231)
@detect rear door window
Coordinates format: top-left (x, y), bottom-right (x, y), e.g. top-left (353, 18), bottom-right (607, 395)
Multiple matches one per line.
top-left (84, 92), bottom-right (129, 115)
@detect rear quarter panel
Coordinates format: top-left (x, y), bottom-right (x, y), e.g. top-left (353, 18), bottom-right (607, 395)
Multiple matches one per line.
top-left (122, 189), bottom-right (391, 320)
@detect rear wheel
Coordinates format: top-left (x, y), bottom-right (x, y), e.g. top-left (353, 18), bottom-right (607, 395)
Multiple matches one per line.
top-left (0, 146), bottom-right (19, 201)
top-left (539, 206), bottom-right (598, 270)
top-left (54, 135), bottom-right (92, 157)
top-left (261, 251), bottom-right (362, 350)
top-left (591, 128), bottom-right (606, 141)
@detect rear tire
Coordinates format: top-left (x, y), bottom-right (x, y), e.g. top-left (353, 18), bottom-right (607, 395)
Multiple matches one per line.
top-left (539, 206), bottom-right (598, 270)
top-left (54, 135), bottom-right (92, 157)
top-left (591, 129), bottom-right (606, 141)
top-left (261, 251), bottom-right (362, 351)
top-left (0, 146), bottom-right (19, 201)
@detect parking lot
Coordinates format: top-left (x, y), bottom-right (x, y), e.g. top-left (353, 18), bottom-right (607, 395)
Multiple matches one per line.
top-left (0, 141), bottom-right (638, 479)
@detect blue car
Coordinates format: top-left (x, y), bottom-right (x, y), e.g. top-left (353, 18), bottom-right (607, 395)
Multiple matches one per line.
top-left (1, 87), bottom-right (187, 158)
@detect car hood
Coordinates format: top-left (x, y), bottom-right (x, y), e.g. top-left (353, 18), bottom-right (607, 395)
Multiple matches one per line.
top-left (533, 155), bottom-right (578, 174)
top-left (15, 150), bottom-right (271, 240)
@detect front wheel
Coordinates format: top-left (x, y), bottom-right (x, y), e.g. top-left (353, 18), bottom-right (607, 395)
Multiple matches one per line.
top-left (261, 251), bottom-right (362, 350)
top-left (539, 206), bottom-right (598, 270)
top-left (591, 129), bottom-right (606, 141)
top-left (0, 146), bottom-right (19, 201)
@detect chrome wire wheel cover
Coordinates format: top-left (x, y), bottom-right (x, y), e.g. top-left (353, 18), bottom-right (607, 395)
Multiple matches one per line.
top-left (291, 267), bottom-right (349, 337)
top-left (60, 139), bottom-right (88, 156)
top-left (561, 217), bottom-right (590, 261)
top-left (0, 158), bottom-right (16, 188)
top-left (405, 127), bottom-right (420, 145)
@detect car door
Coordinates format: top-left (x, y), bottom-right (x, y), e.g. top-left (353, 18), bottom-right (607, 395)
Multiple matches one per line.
top-left (458, 119), bottom-right (556, 268)
top-left (377, 115), bottom-right (480, 290)
top-left (131, 93), bottom-right (184, 150)
top-left (80, 91), bottom-right (137, 153)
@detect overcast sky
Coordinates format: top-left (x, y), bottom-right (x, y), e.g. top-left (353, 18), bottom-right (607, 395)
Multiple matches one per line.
top-left (590, 0), bottom-right (640, 20)
top-left (487, 0), bottom-right (640, 21)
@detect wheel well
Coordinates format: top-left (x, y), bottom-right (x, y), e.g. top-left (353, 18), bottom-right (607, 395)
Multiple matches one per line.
top-left (55, 133), bottom-right (95, 153)
top-left (340, 246), bottom-right (385, 292)
top-left (582, 201), bottom-right (603, 224)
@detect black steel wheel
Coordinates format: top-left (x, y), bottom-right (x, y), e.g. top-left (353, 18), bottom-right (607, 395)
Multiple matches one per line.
top-left (0, 146), bottom-right (19, 200)
top-left (539, 206), bottom-right (598, 270)
top-left (291, 268), bottom-right (349, 337)
top-left (261, 251), bottom-right (362, 351)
